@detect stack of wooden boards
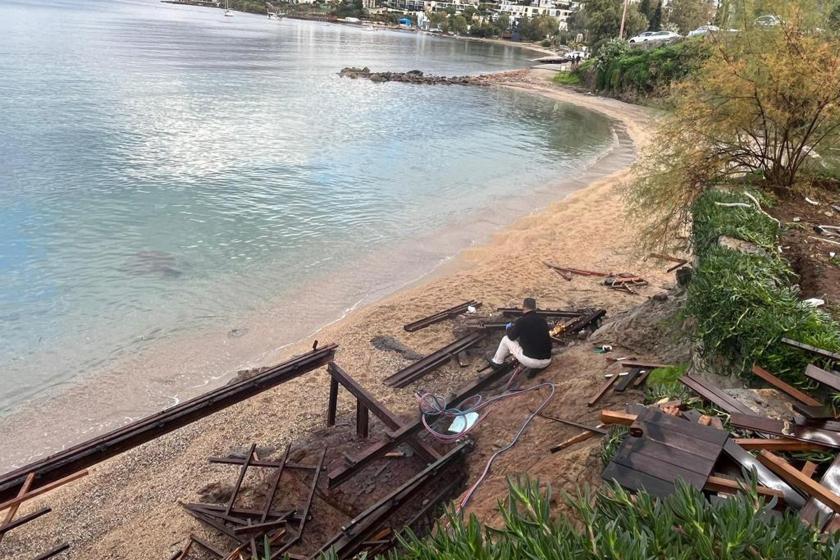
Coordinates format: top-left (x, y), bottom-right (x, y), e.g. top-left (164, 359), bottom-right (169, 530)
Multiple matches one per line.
top-left (597, 338), bottom-right (840, 533)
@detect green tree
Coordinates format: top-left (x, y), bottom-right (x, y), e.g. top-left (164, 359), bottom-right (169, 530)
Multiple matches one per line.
top-left (576, 0), bottom-right (648, 48)
top-left (630, 0), bottom-right (840, 249)
top-left (666, 0), bottom-right (714, 33)
top-left (449, 13), bottom-right (468, 34)
top-left (650, 1), bottom-right (663, 29)
top-left (496, 12), bottom-right (511, 32)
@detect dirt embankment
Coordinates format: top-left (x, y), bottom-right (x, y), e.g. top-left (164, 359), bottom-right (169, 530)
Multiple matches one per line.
top-left (2, 71), bottom-right (679, 559)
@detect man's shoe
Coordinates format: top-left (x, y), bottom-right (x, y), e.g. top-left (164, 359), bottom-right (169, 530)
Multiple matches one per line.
top-left (485, 358), bottom-right (504, 371)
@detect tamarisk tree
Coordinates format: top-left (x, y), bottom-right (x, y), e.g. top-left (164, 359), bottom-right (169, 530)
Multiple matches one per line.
top-left (629, 0), bottom-right (840, 249)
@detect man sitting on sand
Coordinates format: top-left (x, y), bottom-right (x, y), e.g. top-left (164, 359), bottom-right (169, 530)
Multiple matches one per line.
top-left (488, 298), bottom-right (552, 370)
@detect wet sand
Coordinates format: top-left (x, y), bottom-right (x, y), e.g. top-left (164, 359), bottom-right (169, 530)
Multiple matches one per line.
top-left (1, 70), bottom-right (668, 559)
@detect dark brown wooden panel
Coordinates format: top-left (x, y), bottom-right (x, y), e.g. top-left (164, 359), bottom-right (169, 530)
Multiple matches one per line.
top-left (730, 414), bottom-right (840, 449)
top-left (613, 446), bottom-right (708, 489)
top-left (782, 338), bottom-right (840, 362)
top-left (601, 462), bottom-right (678, 499)
top-left (615, 369), bottom-right (641, 392)
top-left (680, 375), bottom-right (754, 416)
top-left (622, 437), bottom-right (714, 477)
top-left (638, 408), bottom-right (729, 447)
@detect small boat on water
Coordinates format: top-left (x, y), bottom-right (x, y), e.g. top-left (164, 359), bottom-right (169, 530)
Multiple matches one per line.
top-left (224, 0), bottom-right (234, 17)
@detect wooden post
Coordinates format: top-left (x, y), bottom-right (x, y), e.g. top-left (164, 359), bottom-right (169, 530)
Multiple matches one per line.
top-left (327, 377), bottom-right (339, 427)
top-left (619, 0), bottom-right (630, 39)
top-left (356, 401), bottom-right (370, 439)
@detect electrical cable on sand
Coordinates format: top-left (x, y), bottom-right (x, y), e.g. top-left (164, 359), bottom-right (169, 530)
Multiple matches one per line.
top-left (415, 367), bottom-right (556, 512)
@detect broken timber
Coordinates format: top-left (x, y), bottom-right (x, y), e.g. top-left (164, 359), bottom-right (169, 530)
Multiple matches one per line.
top-left (314, 442), bottom-right (470, 559)
top-left (782, 338), bottom-right (840, 362)
top-left (329, 362), bottom-right (514, 487)
top-left (730, 413), bottom-right (840, 449)
top-left (758, 451), bottom-right (840, 513)
top-left (801, 454), bottom-right (840, 530)
top-left (384, 332), bottom-right (486, 388)
top-left (751, 365), bottom-right (822, 407)
top-left (326, 362), bottom-right (439, 462)
top-left (403, 300), bottom-right (480, 332)
top-left (804, 364), bottom-right (840, 391)
top-left (0, 344), bottom-right (337, 503)
top-left (679, 375), bottom-right (754, 416)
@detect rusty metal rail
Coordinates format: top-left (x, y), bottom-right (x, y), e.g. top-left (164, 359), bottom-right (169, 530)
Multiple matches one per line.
top-left (0, 344), bottom-right (337, 503)
top-left (329, 361), bottom-right (513, 487)
top-left (314, 442), bottom-right (471, 559)
top-left (403, 300), bottom-right (481, 332)
top-left (384, 332), bottom-right (486, 388)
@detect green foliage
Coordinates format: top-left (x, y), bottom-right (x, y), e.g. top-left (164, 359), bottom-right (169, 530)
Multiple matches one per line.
top-left (552, 71), bottom-right (582, 86)
top-left (646, 363), bottom-right (689, 385)
top-left (516, 14), bottom-right (560, 42)
top-left (587, 38), bottom-right (709, 98)
top-left (389, 478), bottom-right (839, 559)
top-left (686, 190), bottom-right (840, 381)
top-left (666, 0), bottom-right (715, 34)
top-left (575, 0), bottom-right (648, 50)
top-left (600, 425), bottom-right (629, 465)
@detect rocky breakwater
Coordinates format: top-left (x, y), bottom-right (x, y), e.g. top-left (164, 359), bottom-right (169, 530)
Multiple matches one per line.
top-left (339, 67), bottom-right (499, 85)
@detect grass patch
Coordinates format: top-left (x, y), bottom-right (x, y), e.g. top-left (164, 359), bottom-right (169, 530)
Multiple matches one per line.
top-left (687, 190), bottom-right (840, 383)
top-left (600, 425), bottom-right (629, 466)
top-left (553, 71), bottom-right (582, 86)
top-left (646, 364), bottom-right (688, 386)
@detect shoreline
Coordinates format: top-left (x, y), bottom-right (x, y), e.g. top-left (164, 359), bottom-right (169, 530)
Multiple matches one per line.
top-left (1, 71), bottom-right (665, 559)
top-left (0, 78), bottom-right (629, 471)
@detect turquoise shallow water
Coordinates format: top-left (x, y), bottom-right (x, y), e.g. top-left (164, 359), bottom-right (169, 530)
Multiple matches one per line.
top-left (0, 0), bottom-right (616, 423)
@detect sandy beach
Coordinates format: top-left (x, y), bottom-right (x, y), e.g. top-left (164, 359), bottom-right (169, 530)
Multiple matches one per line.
top-left (1, 70), bottom-right (671, 559)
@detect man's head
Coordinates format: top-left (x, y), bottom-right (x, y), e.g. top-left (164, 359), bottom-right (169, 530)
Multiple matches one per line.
top-left (523, 298), bottom-right (537, 312)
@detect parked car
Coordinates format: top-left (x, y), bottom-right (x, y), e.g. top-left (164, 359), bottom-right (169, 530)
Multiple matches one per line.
top-left (688, 25), bottom-right (720, 37)
top-left (755, 14), bottom-right (782, 27)
top-left (628, 30), bottom-right (682, 44)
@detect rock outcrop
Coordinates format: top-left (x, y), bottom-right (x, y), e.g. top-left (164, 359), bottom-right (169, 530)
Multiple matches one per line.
top-left (339, 67), bottom-right (495, 86)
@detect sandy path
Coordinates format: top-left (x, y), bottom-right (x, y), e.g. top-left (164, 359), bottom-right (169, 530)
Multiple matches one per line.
top-left (1, 70), bottom-right (669, 559)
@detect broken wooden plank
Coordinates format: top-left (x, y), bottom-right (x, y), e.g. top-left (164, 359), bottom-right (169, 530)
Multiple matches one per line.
top-left (758, 450), bottom-right (840, 513)
top-left (384, 332), bottom-right (486, 388)
top-left (730, 414), bottom-right (840, 449)
top-left (606, 358), bottom-right (672, 370)
top-left (549, 430), bottom-right (600, 453)
top-left (751, 365), bottom-right (822, 407)
top-left (600, 410), bottom-right (637, 425)
top-left (0, 470), bottom-right (88, 513)
top-left (794, 403), bottom-right (836, 421)
top-left (633, 369), bottom-right (651, 387)
top-left (587, 375), bottom-right (619, 407)
top-left (782, 339), bottom-right (840, 362)
top-left (803, 462), bottom-right (819, 479)
top-left (804, 364), bottom-right (840, 391)
top-left (722, 440), bottom-right (805, 509)
top-left (705, 475), bottom-right (785, 500)
top-left (733, 438), bottom-right (830, 452)
top-left (801, 454), bottom-right (840, 530)
top-left (680, 375), bottom-right (754, 416)
top-left (536, 413), bottom-right (608, 435)
top-left (614, 369), bottom-right (641, 392)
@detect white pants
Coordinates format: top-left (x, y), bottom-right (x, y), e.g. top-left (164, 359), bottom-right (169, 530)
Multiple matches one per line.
top-left (492, 336), bottom-right (551, 370)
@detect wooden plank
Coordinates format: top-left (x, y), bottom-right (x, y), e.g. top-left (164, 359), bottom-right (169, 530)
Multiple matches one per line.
top-left (705, 475), bottom-right (785, 500)
top-left (225, 443), bottom-right (256, 515)
top-left (637, 408), bottom-right (729, 447)
top-left (622, 437), bottom-right (714, 476)
top-left (0, 506), bottom-right (51, 536)
top-left (793, 403), bottom-right (836, 421)
top-left (600, 410), bottom-right (636, 426)
top-left (722, 440), bottom-right (805, 509)
top-left (782, 338), bottom-right (840, 362)
top-left (733, 438), bottom-right (830, 452)
top-left (356, 402), bottom-right (369, 439)
top-left (751, 365), bottom-right (822, 407)
top-left (32, 543), bottom-right (70, 560)
top-left (633, 369), bottom-right (651, 387)
top-left (326, 377), bottom-right (339, 427)
top-left (0, 470), bottom-right (88, 513)
top-left (0, 472), bottom-right (34, 544)
top-left (601, 461), bottom-right (677, 499)
top-left (801, 454), bottom-right (840, 529)
top-left (549, 431), bottom-right (599, 453)
top-left (758, 450), bottom-right (840, 513)
top-left (614, 369), bottom-right (641, 392)
top-left (804, 364), bottom-right (840, 391)
top-left (730, 414), bottom-right (840, 449)
top-left (632, 421), bottom-right (724, 462)
top-left (608, 359), bottom-right (672, 370)
top-left (680, 375), bottom-right (753, 416)
top-left (587, 375), bottom-right (619, 407)
top-left (803, 461), bottom-right (819, 479)
top-left (612, 445), bottom-right (708, 489)
top-left (537, 413), bottom-right (608, 435)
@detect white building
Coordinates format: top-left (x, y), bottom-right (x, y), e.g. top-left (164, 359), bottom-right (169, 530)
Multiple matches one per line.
top-left (496, 0), bottom-right (574, 29)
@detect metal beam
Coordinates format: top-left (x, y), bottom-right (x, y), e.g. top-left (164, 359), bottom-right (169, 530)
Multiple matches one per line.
top-left (0, 344), bottom-right (337, 503)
